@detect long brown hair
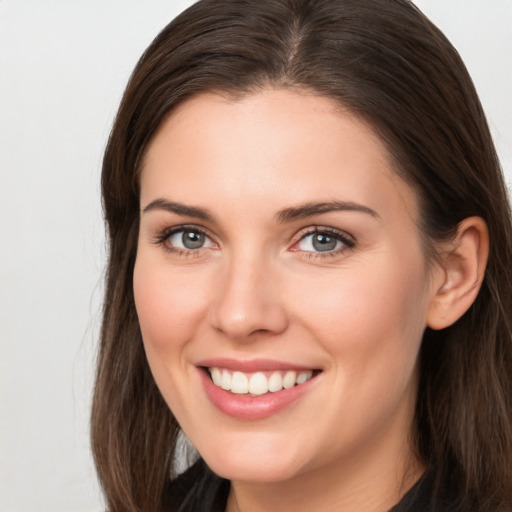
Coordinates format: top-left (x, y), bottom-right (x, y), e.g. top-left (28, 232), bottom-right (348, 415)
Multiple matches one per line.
top-left (91, 1), bottom-right (512, 510)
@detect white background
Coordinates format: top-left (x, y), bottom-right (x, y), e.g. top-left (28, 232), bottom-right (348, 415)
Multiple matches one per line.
top-left (0, 1), bottom-right (510, 511)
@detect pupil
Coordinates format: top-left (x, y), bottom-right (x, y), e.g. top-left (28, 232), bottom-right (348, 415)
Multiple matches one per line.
top-left (182, 231), bottom-right (205, 249)
top-left (313, 234), bottom-right (336, 252)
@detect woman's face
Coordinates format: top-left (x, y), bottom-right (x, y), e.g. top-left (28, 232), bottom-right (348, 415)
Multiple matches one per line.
top-left (134, 89), bottom-right (440, 484)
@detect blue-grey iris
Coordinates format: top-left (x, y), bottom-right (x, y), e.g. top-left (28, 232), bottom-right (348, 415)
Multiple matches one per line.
top-left (313, 233), bottom-right (337, 252)
top-left (182, 231), bottom-right (205, 249)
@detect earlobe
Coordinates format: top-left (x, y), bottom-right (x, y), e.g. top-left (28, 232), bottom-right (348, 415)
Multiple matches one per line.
top-left (427, 217), bottom-right (489, 330)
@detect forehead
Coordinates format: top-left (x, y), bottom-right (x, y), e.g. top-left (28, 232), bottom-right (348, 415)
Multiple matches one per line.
top-left (140, 89), bottom-right (419, 224)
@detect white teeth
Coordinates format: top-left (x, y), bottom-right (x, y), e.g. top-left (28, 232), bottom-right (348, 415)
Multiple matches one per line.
top-left (220, 370), bottom-right (231, 390)
top-left (208, 367), bottom-right (315, 395)
top-left (231, 371), bottom-right (249, 394)
top-left (296, 370), bottom-right (313, 384)
top-left (248, 372), bottom-right (268, 395)
top-left (211, 367), bottom-right (222, 386)
top-left (268, 371), bottom-right (283, 392)
top-left (282, 371), bottom-right (296, 389)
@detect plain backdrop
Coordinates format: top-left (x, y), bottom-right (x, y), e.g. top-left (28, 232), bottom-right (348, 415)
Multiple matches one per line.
top-left (0, 1), bottom-right (510, 511)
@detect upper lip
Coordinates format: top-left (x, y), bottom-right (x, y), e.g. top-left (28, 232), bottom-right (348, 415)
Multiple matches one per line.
top-left (196, 358), bottom-right (319, 373)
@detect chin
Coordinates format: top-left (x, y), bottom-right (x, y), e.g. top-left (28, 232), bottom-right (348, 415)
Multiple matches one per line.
top-left (197, 437), bottom-right (308, 483)
top-left (207, 457), bottom-right (302, 484)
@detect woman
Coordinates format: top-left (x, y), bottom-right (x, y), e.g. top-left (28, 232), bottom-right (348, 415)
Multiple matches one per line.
top-left (91, 0), bottom-right (512, 510)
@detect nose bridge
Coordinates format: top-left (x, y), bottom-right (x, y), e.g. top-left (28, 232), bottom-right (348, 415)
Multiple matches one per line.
top-left (209, 245), bottom-right (288, 341)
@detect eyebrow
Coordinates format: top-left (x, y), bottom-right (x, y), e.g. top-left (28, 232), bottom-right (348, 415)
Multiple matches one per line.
top-left (142, 198), bottom-right (214, 221)
top-left (275, 201), bottom-right (380, 223)
top-left (142, 198), bottom-right (379, 223)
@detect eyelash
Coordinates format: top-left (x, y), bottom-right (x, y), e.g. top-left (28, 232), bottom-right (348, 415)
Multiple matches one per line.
top-left (292, 227), bottom-right (356, 259)
top-left (152, 225), bottom-right (214, 258)
top-left (152, 225), bottom-right (356, 259)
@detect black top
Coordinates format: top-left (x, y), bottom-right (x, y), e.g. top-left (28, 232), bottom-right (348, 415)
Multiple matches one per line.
top-left (168, 459), bottom-right (474, 512)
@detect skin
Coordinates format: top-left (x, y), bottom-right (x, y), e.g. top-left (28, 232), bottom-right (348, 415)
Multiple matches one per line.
top-left (133, 89), bottom-right (485, 511)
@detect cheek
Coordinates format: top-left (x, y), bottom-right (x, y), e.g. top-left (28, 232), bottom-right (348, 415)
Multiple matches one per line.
top-left (133, 257), bottom-right (215, 422)
top-left (290, 261), bottom-right (429, 439)
top-left (133, 258), bottom-right (211, 356)
top-left (290, 256), bottom-right (430, 371)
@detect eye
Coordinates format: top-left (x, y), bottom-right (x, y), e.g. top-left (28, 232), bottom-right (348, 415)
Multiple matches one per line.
top-left (169, 229), bottom-right (210, 250)
top-left (154, 226), bottom-right (217, 253)
top-left (293, 228), bottom-right (355, 254)
top-left (298, 232), bottom-right (341, 252)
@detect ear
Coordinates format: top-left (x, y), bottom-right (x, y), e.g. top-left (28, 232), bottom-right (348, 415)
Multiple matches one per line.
top-left (427, 217), bottom-right (489, 330)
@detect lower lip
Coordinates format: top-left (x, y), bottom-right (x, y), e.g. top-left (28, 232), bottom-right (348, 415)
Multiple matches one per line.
top-left (198, 368), bottom-right (318, 420)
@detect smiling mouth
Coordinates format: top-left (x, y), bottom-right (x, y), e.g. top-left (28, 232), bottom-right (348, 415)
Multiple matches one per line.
top-left (204, 367), bottom-right (320, 396)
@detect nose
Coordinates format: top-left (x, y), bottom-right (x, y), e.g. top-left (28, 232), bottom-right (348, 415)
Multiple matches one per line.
top-left (208, 252), bottom-right (289, 342)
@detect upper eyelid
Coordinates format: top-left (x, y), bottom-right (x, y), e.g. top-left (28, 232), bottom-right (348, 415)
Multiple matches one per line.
top-left (293, 225), bottom-right (355, 243)
top-left (159, 224), bottom-right (211, 237)
top-left (152, 224), bottom-right (214, 244)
